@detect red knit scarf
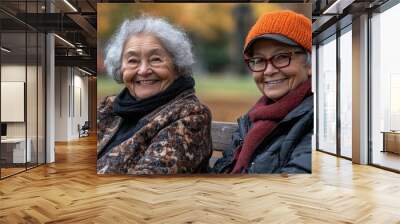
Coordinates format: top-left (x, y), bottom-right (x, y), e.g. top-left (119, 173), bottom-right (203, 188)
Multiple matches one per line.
top-left (230, 79), bottom-right (312, 174)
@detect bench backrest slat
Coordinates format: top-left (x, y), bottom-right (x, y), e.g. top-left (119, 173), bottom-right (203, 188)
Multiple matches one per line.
top-left (211, 121), bottom-right (238, 152)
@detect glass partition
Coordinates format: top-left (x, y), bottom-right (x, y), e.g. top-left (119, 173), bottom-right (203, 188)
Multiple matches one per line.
top-left (371, 3), bottom-right (400, 171)
top-left (339, 27), bottom-right (352, 158)
top-left (1, 30), bottom-right (28, 177)
top-left (317, 35), bottom-right (337, 155)
top-left (0, 1), bottom-right (46, 179)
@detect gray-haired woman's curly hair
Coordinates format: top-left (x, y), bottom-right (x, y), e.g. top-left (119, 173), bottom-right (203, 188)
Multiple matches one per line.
top-left (104, 16), bottom-right (194, 83)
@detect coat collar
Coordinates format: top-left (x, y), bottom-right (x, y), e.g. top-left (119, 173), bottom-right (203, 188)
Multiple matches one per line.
top-left (97, 89), bottom-right (196, 155)
top-left (281, 94), bottom-right (313, 123)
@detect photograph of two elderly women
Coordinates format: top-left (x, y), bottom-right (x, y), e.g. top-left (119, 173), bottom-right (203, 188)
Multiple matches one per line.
top-left (97, 3), bottom-right (313, 175)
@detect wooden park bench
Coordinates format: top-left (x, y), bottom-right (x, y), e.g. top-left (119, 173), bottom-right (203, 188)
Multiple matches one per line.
top-left (209, 121), bottom-right (238, 168)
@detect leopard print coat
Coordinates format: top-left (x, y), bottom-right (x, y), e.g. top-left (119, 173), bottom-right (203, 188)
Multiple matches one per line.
top-left (97, 89), bottom-right (212, 175)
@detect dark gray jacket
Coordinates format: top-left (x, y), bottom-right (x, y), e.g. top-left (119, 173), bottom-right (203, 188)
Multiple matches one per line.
top-left (213, 95), bottom-right (313, 174)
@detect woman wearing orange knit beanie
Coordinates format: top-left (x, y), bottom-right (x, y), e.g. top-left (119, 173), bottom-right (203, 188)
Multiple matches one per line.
top-left (213, 10), bottom-right (313, 174)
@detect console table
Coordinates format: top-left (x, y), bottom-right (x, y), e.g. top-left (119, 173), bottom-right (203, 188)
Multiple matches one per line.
top-left (381, 131), bottom-right (400, 154)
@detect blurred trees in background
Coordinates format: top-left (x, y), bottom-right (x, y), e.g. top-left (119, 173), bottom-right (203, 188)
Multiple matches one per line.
top-left (97, 3), bottom-right (309, 77)
top-left (232, 5), bottom-right (253, 75)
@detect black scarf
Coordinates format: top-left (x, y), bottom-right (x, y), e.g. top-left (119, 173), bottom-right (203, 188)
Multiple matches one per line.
top-left (113, 75), bottom-right (195, 120)
top-left (99, 75), bottom-right (195, 160)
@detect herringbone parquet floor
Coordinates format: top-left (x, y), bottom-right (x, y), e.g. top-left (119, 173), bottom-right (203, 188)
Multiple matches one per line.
top-left (1, 135), bottom-right (400, 223)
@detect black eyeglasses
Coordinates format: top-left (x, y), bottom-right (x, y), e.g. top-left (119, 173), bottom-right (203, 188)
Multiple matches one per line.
top-left (244, 51), bottom-right (306, 72)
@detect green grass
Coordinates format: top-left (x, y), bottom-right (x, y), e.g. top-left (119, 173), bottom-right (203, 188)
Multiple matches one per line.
top-left (97, 75), bottom-right (124, 97)
top-left (97, 74), bottom-right (261, 99)
top-left (194, 74), bottom-right (260, 98)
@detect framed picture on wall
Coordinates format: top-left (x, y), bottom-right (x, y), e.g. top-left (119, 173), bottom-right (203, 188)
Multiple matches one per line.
top-left (97, 3), bottom-right (313, 175)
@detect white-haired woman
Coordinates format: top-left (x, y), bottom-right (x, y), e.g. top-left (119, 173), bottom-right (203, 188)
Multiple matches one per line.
top-left (97, 16), bottom-right (212, 175)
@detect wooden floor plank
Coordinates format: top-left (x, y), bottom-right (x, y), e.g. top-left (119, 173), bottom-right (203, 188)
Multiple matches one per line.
top-left (0, 135), bottom-right (400, 223)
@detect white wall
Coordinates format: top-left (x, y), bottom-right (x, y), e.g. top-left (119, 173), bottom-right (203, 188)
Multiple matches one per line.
top-left (1, 65), bottom-right (41, 138)
top-left (73, 72), bottom-right (89, 138)
top-left (1, 64), bottom-right (46, 164)
top-left (54, 67), bottom-right (89, 141)
top-left (1, 65), bottom-right (26, 140)
top-left (55, 67), bottom-right (69, 141)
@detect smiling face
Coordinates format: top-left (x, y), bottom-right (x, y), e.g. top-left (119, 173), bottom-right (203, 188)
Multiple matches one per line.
top-left (250, 39), bottom-right (311, 101)
top-left (120, 34), bottom-right (177, 100)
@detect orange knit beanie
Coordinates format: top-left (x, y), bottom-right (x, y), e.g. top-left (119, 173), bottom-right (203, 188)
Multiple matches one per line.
top-left (244, 10), bottom-right (312, 55)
